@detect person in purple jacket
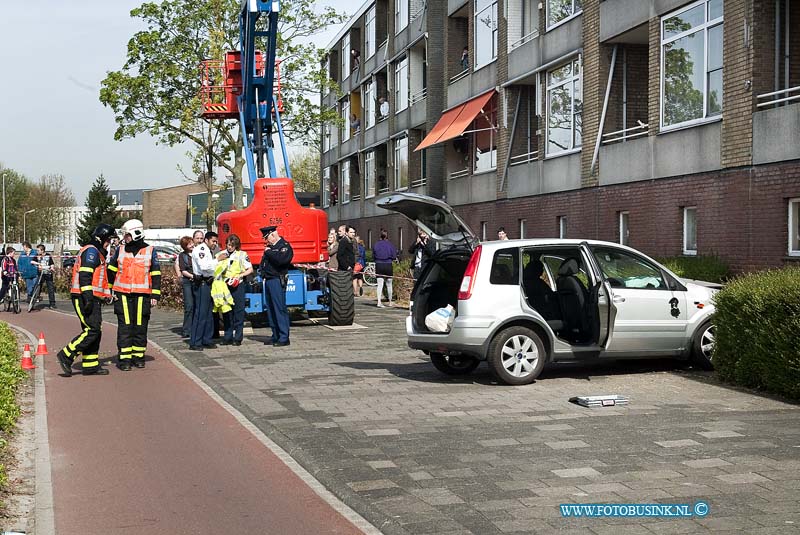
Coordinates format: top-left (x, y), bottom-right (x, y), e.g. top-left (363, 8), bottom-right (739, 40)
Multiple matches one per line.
top-left (372, 229), bottom-right (398, 307)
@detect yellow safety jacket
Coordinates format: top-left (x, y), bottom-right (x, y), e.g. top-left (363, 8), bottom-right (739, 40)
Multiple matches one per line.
top-left (221, 250), bottom-right (248, 279)
top-left (211, 262), bottom-right (234, 313)
top-left (70, 245), bottom-right (111, 298)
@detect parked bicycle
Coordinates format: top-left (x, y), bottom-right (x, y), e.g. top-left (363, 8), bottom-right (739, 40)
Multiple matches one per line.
top-left (27, 267), bottom-right (48, 312)
top-left (4, 276), bottom-right (21, 314)
top-left (362, 261), bottom-right (377, 287)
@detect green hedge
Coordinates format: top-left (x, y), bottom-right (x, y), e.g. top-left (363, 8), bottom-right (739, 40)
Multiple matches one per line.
top-left (713, 267), bottom-right (800, 400)
top-left (657, 255), bottom-right (731, 284)
top-left (0, 322), bottom-right (29, 489)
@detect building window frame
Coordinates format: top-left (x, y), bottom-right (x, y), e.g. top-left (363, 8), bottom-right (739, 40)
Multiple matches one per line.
top-left (619, 211), bottom-right (630, 246)
top-left (322, 167), bottom-right (331, 208)
top-left (342, 160), bottom-right (351, 204)
top-left (365, 4), bottom-right (376, 59)
top-left (395, 56), bottom-right (409, 113)
top-left (480, 221), bottom-right (487, 241)
top-left (322, 122), bottom-right (331, 152)
top-left (558, 215), bottom-right (567, 239)
top-left (341, 100), bottom-right (351, 143)
top-left (546, 57), bottom-right (582, 157)
top-left (546, 0), bottom-right (582, 31)
top-left (395, 0), bottom-right (409, 34)
top-left (364, 79), bottom-right (376, 130)
top-left (474, 0), bottom-right (499, 70)
top-left (393, 136), bottom-right (409, 190)
top-left (789, 198), bottom-right (800, 257)
top-left (364, 150), bottom-right (376, 199)
top-left (342, 33), bottom-right (351, 77)
top-left (519, 218), bottom-right (527, 239)
top-left (660, 0), bottom-right (724, 131)
top-left (683, 206), bottom-right (697, 256)
top-left (472, 96), bottom-right (498, 173)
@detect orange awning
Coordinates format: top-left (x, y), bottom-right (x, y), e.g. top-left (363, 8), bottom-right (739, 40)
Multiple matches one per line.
top-left (414, 90), bottom-right (496, 152)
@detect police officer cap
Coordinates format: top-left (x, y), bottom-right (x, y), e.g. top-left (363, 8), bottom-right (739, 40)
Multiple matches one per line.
top-left (260, 226), bottom-right (277, 237)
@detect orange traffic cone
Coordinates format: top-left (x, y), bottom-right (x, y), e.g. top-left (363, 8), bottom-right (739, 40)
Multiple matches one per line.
top-left (20, 344), bottom-right (36, 370)
top-left (35, 332), bottom-right (48, 356)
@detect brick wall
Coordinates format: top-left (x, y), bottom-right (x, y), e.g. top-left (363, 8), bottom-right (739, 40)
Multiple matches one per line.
top-left (647, 17), bottom-right (661, 136)
top-left (496, 0), bottom-right (510, 199)
top-left (580, 0), bottom-right (601, 186)
top-left (721, 0), bottom-right (754, 168)
top-left (143, 183), bottom-right (207, 228)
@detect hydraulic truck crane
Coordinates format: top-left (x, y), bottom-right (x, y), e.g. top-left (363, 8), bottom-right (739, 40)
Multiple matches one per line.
top-left (199, 0), bottom-right (354, 326)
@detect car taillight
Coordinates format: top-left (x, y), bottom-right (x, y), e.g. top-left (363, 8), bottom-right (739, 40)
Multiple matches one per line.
top-left (457, 245), bottom-right (482, 300)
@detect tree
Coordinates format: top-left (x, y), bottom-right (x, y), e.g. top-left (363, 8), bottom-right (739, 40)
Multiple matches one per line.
top-left (25, 174), bottom-right (75, 243)
top-left (77, 175), bottom-right (124, 245)
top-left (100, 0), bottom-right (345, 211)
top-left (288, 150), bottom-right (321, 193)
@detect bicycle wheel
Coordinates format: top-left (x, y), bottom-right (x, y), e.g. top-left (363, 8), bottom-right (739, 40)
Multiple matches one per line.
top-left (363, 264), bottom-right (377, 287)
top-left (12, 286), bottom-right (20, 314)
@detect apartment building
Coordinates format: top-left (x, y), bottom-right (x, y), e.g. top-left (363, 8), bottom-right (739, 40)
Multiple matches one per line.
top-left (322, 0), bottom-right (800, 270)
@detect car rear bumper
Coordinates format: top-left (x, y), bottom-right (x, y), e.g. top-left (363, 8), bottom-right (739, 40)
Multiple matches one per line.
top-left (405, 317), bottom-right (489, 360)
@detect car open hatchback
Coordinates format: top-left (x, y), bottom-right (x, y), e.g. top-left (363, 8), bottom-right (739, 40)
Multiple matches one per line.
top-left (377, 192), bottom-right (717, 385)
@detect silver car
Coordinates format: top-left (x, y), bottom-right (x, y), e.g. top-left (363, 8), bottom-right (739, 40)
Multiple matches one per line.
top-left (377, 193), bottom-right (717, 385)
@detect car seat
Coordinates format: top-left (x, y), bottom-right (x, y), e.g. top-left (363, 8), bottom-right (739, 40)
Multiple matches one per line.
top-left (523, 260), bottom-right (563, 331)
top-left (490, 263), bottom-right (514, 285)
top-left (556, 257), bottom-right (587, 341)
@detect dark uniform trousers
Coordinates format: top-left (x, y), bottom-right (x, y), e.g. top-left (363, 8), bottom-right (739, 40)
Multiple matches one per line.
top-left (264, 277), bottom-right (289, 344)
top-left (114, 293), bottom-right (151, 362)
top-left (223, 282), bottom-right (246, 343)
top-left (63, 296), bottom-right (103, 370)
top-left (190, 280), bottom-right (214, 347)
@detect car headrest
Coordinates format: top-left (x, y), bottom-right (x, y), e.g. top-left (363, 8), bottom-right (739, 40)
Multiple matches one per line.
top-left (558, 258), bottom-right (580, 277)
top-left (525, 259), bottom-right (545, 278)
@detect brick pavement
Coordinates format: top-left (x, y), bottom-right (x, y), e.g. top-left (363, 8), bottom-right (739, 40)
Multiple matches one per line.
top-left (146, 300), bottom-right (800, 534)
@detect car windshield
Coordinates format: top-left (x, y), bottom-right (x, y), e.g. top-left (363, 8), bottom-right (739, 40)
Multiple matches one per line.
top-left (592, 247), bottom-right (667, 289)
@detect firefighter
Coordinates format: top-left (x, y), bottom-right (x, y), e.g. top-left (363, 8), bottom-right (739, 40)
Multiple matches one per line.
top-left (56, 224), bottom-right (117, 377)
top-left (258, 226), bottom-right (293, 347)
top-left (107, 219), bottom-right (161, 371)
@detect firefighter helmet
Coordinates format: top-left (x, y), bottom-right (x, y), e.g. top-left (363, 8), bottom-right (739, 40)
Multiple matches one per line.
top-left (91, 223), bottom-right (117, 245)
top-left (121, 219), bottom-right (145, 241)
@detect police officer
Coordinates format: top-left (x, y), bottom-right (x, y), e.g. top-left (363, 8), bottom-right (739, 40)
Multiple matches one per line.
top-left (259, 226), bottom-right (293, 346)
top-left (107, 219), bottom-right (162, 371)
top-left (189, 231), bottom-right (219, 350)
top-left (56, 224), bottom-right (117, 377)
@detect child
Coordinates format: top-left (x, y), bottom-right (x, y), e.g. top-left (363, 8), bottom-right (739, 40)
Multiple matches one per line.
top-left (32, 244), bottom-right (56, 308)
top-left (0, 247), bottom-right (19, 303)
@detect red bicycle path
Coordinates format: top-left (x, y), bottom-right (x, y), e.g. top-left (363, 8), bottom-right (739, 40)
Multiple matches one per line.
top-left (7, 308), bottom-right (367, 535)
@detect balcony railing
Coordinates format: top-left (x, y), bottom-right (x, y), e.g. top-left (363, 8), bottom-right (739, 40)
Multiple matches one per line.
top-left (410, 87), bottom-right (427, 105)
top-left (410, 177), bottom-right (427, 188)
top-left (449, 69), bottom-right (469, 85)
top-left (601, 122), bottom-right (649, 145)
top-left (411, 4), bottom-right (426, 21)
top-left (510, 29), bottom-right (539, 51)
top-left (509, 150), bottom-right (539, 167)
top-left (449, 168), bottom-right (470, 180)
top-left (757, 86), bottom-right (800, 108)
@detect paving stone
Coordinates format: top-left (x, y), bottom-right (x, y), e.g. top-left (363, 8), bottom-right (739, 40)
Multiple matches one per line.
top-left (552, 467), bottom-right (602, 478)
top-left (546, 440), bottom-right (590, 450)
top-left (715, 472), bottom-right (771, 484)
top-left (697, 430), bottom-right (744, 438)
top-left (682, 458), bottom-right (732, 468)
top-left (655, 439), bottom-right (703, 448)
top-left (346, 479), bottom-right (398, 492)
top-left (366, 460), bottom-right (397, 469)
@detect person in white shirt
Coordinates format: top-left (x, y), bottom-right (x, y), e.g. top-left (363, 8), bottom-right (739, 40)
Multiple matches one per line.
top-left (189, 231), bottom-right (219, 350)
top-left (379, 97), bottom-right (389, 119)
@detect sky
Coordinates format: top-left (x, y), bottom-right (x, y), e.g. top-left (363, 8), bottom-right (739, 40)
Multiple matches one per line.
top-left (0, 0), bottom-right (360, 204)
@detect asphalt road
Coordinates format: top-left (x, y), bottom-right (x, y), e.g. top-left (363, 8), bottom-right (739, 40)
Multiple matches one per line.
top-left (6, 305), bottom-right (367, 535)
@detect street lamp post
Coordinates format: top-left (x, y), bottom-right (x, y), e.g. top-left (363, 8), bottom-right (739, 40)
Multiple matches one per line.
top-left (23, 209), bottom-right (35, 243)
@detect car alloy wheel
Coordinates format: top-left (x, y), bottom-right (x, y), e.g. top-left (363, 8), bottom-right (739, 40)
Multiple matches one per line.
top-left (690, 320), bottom-right (715, 370)
top-left (488, 326), bottom-right (546, 385)
top-left (699, 324), bottom-right (715, 359)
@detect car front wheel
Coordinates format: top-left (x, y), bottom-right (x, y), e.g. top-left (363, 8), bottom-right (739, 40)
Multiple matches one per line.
top-left (690, 320), bottom-right (715, 370)
top-left (488, 326), bottom-right (546, 385)
top-left (430, 353), bottom-right (480, 376)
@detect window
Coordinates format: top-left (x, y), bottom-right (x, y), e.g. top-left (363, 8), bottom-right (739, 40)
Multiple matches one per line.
top-left (474, 0), bottom-right (498, 69)
top-left (342, 33), bottom-right (351, 76)
top-left (592, 247), bottom-right (668, 290)
top-left (519, 218), bottom-right (526, 239)
top-left (481, 221), bottom-right (487, 241)
top-left (365, 5), bottom-right (376, 58)
top-left (341, 100), bottom-right (350, 142)
top-left (342, 160), bottom-right (351, 204)
top-left (546, 58), bottom-right (582, 155)
top-left (619, 211), bottom-right (630, 246)
top-left (789, 199), bottom-right (800, 256)
top-left (473, 96), bottom-right (497, 173)
top-left (547, 0), bottom-right (582, 29)
top-left (558, 216), bottom-right (567, 238)
top-left (323, 123), bottom-right (331, 152)
top-left (395, 0), bottom-right (408, 33)
top-left (490, 248), bottom-right (519, 285)
top-left (365, 150), bottom-right (376, 198)
top-left (364, 79), bottom-right (375, 129)
top-left (661, 0), bottom-right (723, 129)
top-left (322, 167), bottom-right (331, 208)
top-left (683, 207), bottom-right (697, 255)
top-left (394, 136), bottom-right (409, 190)
top-left (395, 57), bottom-right (409, 112)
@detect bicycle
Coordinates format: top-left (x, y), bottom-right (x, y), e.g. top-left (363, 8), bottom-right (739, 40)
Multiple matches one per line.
top-left (27, 269), bottom-right (46, 313)
top-left (4, 276), bottom-right (21, 314)
top-left (362, 261), bottom-right (377, 287)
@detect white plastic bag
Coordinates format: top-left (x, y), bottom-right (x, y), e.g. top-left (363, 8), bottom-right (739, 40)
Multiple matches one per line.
top-left (425, 304), bottom-right (456, 333)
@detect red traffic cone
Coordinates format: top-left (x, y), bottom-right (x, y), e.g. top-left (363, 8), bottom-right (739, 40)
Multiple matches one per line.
top-left (21, 344), bottom-right (36, 370)
top-left (35, 332), bottom-right (48, 356)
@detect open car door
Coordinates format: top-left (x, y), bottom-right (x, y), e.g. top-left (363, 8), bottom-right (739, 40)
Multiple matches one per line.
top-left (580, 242), bottom-right (617, 349)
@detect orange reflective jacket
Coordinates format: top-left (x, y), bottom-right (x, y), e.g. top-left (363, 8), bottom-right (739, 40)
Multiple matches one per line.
top-left (70, 245), bottom-right (111, 298)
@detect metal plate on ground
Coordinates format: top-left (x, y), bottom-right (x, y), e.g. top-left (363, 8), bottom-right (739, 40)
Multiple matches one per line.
top-left (569, 395), bottom-right (629, 408)
top-left (319, 322), bottom-right (368, 331)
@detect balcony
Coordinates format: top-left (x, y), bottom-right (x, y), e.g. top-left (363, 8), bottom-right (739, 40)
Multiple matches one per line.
top-left (754, 89), bottom-right (800, 165)
top-left (445, 169), bottom-right (497, 206)
top-left (508, 31), bottom-right (540, 81)
top-left (599, 0), bottom-right (650, 42)
top-left (448, 0), bottom-right (468, 16)
top-left (447, 62), bottom-right (496, 109)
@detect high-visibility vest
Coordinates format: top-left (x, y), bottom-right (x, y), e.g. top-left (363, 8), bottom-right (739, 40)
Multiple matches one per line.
top-left (113, 246), bottom-right (154, 294)
top-left (70, 245), bottom-right (111, 298)
top-left (221, 250), bottom-right (248, 279)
